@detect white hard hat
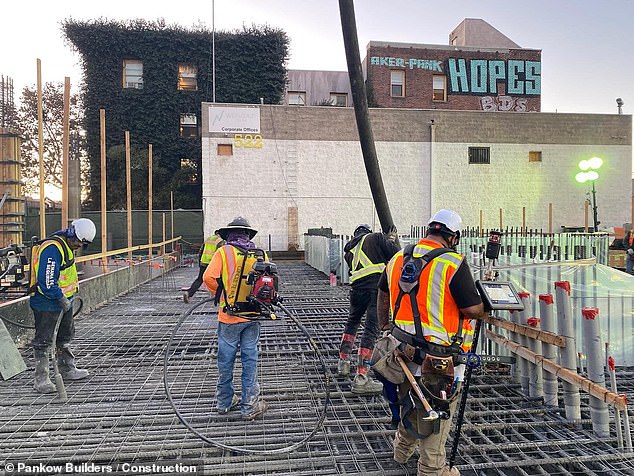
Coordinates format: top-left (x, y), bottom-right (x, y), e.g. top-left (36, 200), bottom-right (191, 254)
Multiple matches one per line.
top-left (71, 218), bottom-right (96, 243)
top-left (427, 209), bottom-right (463, 235)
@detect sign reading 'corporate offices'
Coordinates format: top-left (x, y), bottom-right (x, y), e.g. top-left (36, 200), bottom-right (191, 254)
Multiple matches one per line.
top-left (209, 106), bottom-right (261, 133)
top-left (370, 56), bottom-right (541, 96)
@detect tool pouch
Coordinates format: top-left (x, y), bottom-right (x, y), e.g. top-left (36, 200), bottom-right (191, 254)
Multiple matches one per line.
top-left (419, 354), bottom-right (456, 413)
top-left (371, 335), bottom-right (405, 384)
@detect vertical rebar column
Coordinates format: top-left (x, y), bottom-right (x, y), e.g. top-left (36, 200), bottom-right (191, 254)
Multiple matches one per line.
top-left (517, 292), bottom-right (531, 395)
top-left (608, 356), bottom-right (625, 449)
top-left (527, 316), bottom-right (544, 399)
top-left (539, 294), bottom-right (559, 407)
top-left (555, 281), bottom-right (581, 421)
top-left (581, 307), bottom-right (609, 437)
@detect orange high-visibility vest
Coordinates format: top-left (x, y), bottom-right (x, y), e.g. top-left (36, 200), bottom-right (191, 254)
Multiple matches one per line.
top-left (387, 239), bottom-right (474, 351)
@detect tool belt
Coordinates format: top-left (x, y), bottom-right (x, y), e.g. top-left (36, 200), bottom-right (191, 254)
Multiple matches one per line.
top-left (391, 326), bottom-right (462, 364)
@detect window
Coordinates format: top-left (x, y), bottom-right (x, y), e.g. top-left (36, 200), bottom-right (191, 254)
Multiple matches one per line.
top-left (180, 114), bottom-right (198, 138)
top-left (433, 76), bottom-right (446, 101)
top-left (390, 70), bottom-right (405, 97)
top-left (529, 151), bottom-right (542, 162)
top-left (218, 144), bottom-right (233, 156)
top-left (178, 64), bottom-right (198, 91)
top-left (468, 147), bottom-right (490, 164)
top-left (330, 93), bottom-right (348, 107)
top-left (123, 60), bottom-right (143, 89)
top-left (288, 91), bottom-right (306, 106)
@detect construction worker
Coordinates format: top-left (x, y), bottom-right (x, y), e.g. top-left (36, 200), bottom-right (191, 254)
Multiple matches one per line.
top-left (203, 217), bottom-right (268, 420)
top-left (377, 209), bottom-right (484, 476)
top-left (182, 232), bottom-right (224, 302)
top-left (337, 223), bottom-right (399, 394)
top-left (30, 218), bottom-right (97, 393)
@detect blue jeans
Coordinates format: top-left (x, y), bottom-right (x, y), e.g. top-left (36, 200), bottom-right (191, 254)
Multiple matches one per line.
top-left (216, 321), bottom-right (261, 416)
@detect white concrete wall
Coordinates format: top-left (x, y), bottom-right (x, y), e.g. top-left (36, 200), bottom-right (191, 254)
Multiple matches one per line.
top-left (432, 143), bottom-right (632, 231)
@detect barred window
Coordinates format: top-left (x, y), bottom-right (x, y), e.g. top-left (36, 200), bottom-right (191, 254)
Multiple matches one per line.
top-left (468, 147), bottom-right (490, 164)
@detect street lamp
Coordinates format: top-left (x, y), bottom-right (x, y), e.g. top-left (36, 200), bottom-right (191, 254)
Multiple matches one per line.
top-left (575, 157), bottom-right (603, 232)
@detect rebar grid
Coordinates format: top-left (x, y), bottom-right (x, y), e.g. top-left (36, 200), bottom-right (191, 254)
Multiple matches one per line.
top-left (0, 262), bottom-right (633, 475)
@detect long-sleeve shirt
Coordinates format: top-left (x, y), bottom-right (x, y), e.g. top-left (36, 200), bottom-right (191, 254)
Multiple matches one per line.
top-left (29, 242), bottom-right (65, 312)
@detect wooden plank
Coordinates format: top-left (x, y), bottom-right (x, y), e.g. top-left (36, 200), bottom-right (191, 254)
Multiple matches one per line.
top-left (482, 314), bottom-right (566, 347)
top-left (486, 329), bottom-right (627, 411)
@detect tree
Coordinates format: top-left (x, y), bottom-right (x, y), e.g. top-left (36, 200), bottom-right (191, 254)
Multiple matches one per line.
top-left (15, 82), bottom-right (88, 197)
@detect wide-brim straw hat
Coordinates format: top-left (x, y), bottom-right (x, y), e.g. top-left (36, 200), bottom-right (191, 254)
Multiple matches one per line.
top-left (216, 216), bottom-right (258, 240)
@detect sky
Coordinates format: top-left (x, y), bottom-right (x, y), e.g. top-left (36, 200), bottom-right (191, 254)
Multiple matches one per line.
top-left (2, 0), bottom-right (633, 116)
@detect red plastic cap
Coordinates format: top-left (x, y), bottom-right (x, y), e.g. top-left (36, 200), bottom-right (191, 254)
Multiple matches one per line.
top-left (527, 317), bottom-right (541, 327)
top-left (518, 292), bottom-right (531, 299)
top-left (582, 308), bottom-right (599, 320)
top-left (539, 294), bottom-right (554, 304)
top-left (555, 281), bottom-right (571, 295)
top-left (608, 356), bottom-right (615, 371)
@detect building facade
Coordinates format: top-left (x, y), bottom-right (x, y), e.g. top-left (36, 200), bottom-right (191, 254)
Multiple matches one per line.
top-left (284, 70), bottom-right (352, 107)
top-left (201, 104), bottom-right (631, 251)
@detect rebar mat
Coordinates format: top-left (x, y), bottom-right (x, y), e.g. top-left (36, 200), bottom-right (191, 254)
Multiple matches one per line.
top-left (1, 262), bottom-right (633, 476)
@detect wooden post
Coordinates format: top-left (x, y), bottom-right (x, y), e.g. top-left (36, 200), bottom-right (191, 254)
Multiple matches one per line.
top-left (100, 109), bottom-right (108, 272)
top-left (499, 208), bottom-right (503, 230)
top-left (37, 59), bottom-right (45, 238)
top-left (148, 144), bottom-right (153, 260)
top-left (125, 131), bottom-right (133, 263)
top-left (584, 201), bottom-right (589, 233)
top-left (170, 191), bottom-right (174, 252)
top-left (548, 203), bottom-right (553, 234)
top-left (62, 77), bottom-right (70, 229)
top-left (479, 209), bottom-right (483, 235)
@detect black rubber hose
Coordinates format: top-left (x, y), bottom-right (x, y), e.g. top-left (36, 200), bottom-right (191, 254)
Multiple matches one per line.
top-left (163, 298), bottom-right (331, 455)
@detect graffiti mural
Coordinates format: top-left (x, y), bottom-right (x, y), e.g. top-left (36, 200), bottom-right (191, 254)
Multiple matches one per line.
top-left (447, 58), bottom-right (541, 95)
top-left (480, 96), bottom-right (528, 112)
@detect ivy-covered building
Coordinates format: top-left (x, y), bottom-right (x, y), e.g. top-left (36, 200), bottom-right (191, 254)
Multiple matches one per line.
top-left (63, 19), bottom-right (289, 209)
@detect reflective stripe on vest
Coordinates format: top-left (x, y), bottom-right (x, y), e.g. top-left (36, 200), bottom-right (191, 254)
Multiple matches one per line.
top-left (350, 234), bottom-right (386, 283)
top-left (387, 240), bottom-right (473, 351)
top-left (33, 238), bottom-right (79, 298)
top-left (200, 235), bottom-right (223, 265)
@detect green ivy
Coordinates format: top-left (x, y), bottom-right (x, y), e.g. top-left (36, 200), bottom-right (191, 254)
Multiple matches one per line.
top-left (62, 19), bottom-right (289, 210)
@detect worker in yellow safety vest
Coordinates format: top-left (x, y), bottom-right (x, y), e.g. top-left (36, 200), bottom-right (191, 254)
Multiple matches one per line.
top-left (377, 209), bottom-right (485, 476)
top-left (30, 218), bottom-right (96, 393)
top-left (336, 223), bottom-right (400, 394)
top-left (182, 233), bottom-right (224, 303)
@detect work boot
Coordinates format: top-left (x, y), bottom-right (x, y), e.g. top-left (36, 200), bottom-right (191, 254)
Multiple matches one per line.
top-left (351, 373), bottom-right (383, 394)
top-left (183, 291), bottom-right (190, 303)
top-left (217, 395), bottom-right (240, 414)
top-left (242, 399), bottom-right (268, 421)
top-left (56, 345), bottom-right (89, 380)
top-left (33, 349), bottom-right (56, 394)
top-left (437, 465), bottom-right (460, 476)
top-left (336, 359), bottom-right (350, 377)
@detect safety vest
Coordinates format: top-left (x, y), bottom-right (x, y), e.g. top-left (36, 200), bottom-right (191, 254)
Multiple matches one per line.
top-left (31, 236), bottom-right (79, 298)
top-left (216, 245), bottom-right (268, 313)
top-left (200, 234), bottom-right (223, 265)
top-left (349, 234), bottom-right (386, 283)
top-left (387, 239), bottom-right (474, 351)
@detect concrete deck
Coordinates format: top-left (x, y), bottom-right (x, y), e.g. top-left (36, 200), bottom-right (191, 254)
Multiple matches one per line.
top-left (1, 262), bottom-right (634, 476)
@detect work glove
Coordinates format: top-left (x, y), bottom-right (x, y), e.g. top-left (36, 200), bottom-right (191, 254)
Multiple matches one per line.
top-left (58, 296), bottom-right (72, 313)
top-left (385, 225), bottom-right (398, 243)
top-left (627, 248), bottom-right (634, 256)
